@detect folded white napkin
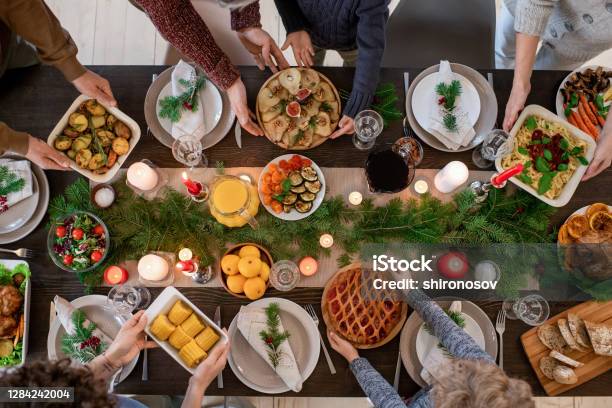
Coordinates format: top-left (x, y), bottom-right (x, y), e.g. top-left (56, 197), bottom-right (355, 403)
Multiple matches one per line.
top-left (427, 61), bottom-right (475, 150)
top-left (171, 60), bottom-right (206, 140)
top-left (420, 301), bottom-right (462, 385)
top-left (237, 305), bottom-right (303, 392)
top-left (0, 159), bottom-right (32, 209)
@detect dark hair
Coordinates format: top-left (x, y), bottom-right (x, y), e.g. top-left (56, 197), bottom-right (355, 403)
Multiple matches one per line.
top-left (0, 359), bottom-right (116, 408)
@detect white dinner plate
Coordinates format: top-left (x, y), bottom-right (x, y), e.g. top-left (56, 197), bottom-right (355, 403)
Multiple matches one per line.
top-left (155, 78), bottom-right (223, 137)
top-left (227, 297), bottom-right (320, 394)
top-left (412, 72), bottom-right (480, 132)
top-left (47, 295), bottom-right (137, 384)
top-left (258, 154), bottom-right (326, 221)
top-left (555, 65), bottom-right (611, 120)
top-left (0, 171), bottom-right (38, 234)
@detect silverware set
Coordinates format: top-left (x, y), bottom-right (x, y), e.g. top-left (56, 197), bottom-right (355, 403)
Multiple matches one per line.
top-left (304, 304), bottom-right (336, 375)
top-left (0, 248), bottom-right (34, 258)
top-left (496, 309), bottom-right (506, 370)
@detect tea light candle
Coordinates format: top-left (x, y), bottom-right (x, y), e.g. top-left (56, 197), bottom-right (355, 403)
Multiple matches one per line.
top-left (299, 257), bottom-right (319, 276)
top-left (348, 191), bottom-right (363, 206)
top-left (178, 248), bottom-right (193, 262)
top-left (103, 265), bottom-right (128, 285)
top-left (434, 161), bottom-right (469, 193)
top-left (414, 179), bottom-right (429, 195)
top-left (94, 186), bottom-right (115, 208)
top-left (138, 254), bottom-right (169, 281)
top-left (127, 162), bottom-right (159, 191)
top-left (319, 233), bottom-right (334, 248)
top-left (474, 261), bottom-right (501, 282)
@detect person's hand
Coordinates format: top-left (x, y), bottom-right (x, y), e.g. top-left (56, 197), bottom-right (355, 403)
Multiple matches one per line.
top-left (26, 135), bottom-right (70, 170)
top-left (503, 81), bottom-right (531, 132)
top-left (190, 339), bottom-right (230, 391)
top-left (330, 115), bottom-right (354, 139)
top-left (237, 27), bottom-right (289, 73)
top-left (281, 31), bottom-right (314, 67)
top-left (327, 330), bottom-right (359, 363)
top-left (105, 310), bottom-right (157, 368)
top-left (72, 69), bottom-right (117, 107)
top-left (583, 130), bottom-right (612, 180)
top-left (226, 78), bottom-right (263, 136)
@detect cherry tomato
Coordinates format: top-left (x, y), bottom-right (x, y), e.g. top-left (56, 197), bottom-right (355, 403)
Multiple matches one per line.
top-left (55, 226), bottom-right (67, 238)
top-left (90, 250), bottom-right (103, 263)
top-left (302, 158), bottom-right (312, 166)
top-left (71, 228), bottom-right (84, 240)
top-left (279, 160), bottom-right (289, 170)
top-left (93, 224), bottom-right (105, 236)
top-left (63, 254), bottom-right (74, 265)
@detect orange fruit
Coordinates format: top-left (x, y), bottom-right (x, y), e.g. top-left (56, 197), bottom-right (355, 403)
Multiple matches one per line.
top-left (589, 211), bottom-right (612, 232)
top-left (567, 215), bottom-right (589, 239)
top-left (557, 224), bottom-right (573, 245)
top-left (586, 203), bottom-right (610, 220)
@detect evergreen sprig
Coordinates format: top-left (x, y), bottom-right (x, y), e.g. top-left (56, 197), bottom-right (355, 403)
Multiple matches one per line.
top-left (159, 76), bottom-right (206, 123)
top-left (259, 303), bottom-right (290, 369)
top-left (339, 83), bottom-right (403, 128)
top-left (435, 80), bottom-right (462, 133)
top-left (0, 165), bottom-right (25, 197)
top-left (424, 309), bottom-right (466, 355)
top-left (60, 310), bottom-right (107, 363)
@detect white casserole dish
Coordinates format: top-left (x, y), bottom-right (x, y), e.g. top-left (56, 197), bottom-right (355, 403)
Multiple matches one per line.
top-left (0, 260), bottom-right (30, 369)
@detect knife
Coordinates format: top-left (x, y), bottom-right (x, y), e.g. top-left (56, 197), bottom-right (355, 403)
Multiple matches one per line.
top-left (234, 120), bottom-right (242, 149)
top-left (214, 306), bottom-right (224, 389)
top-left (403, 72), bottom-right (410, 101)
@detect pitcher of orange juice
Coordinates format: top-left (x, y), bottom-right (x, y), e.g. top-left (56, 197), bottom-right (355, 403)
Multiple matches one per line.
top-left (208, 175), bottom-right (259, 228)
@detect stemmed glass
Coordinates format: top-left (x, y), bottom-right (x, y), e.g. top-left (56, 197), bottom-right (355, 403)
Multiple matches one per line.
top-left (270, 260), bottom-right (300, 291)
top-left (172, 134), bottom-right (208, 169)
top-left (106, 284), bottom-right (151, 320)
top-left (502, 294), bottom-right (550, 326)
top-left (353, 110), bottom-right (383, 150)
top-left (472, 129), bottom-right (511, 168)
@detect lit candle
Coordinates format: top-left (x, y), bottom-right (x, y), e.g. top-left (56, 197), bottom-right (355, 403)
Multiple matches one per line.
top-left (138, 254), bottom-right (169, 281)
top-left (103, 265), bottom-right (128, 285)
top-left (434, 161), bottom-right (469, 193)
top-left (491, 163), bottom-right (524, 188)
top-left (414, 179), bottom-right (429, 194)
top-left (176, 260), bottom-right (195, 273)
top-left (319, 233), bottom-right (334, 248)
top-left (127, 162), bottom-right (159, 191)
top-left (181, 171), bottom-right (202, 195)
top-left (299, 256), bottom-right (319, 276)
top-left (178, 248), bottom-right (193, 262)
top-left (348, 191), bottom-right (363, 206)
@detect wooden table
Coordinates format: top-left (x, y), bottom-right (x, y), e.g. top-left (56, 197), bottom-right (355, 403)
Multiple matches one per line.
top-left (0, 66), bottom-right (610, 397)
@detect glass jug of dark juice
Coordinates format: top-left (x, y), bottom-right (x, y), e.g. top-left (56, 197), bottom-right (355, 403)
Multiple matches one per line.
top-left (365, 140), bottom-right (416, 193)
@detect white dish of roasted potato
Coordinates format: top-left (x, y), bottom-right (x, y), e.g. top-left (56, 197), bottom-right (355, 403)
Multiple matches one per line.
top-left (47, 95), bottom-right (141, 183)
top-left (256, 68), bottom-right (340, 150)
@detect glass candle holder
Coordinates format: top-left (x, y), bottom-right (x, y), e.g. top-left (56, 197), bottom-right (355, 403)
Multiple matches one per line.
top-left (270, 260), bottom-right (300, 291)
top-left (126, 159), bottom-right (168, 201)
top-left (137, 252), bottom-right (175, 287)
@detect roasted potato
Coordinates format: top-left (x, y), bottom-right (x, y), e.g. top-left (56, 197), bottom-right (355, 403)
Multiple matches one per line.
top-left (112, 137), bottom-right (129, 155)
top-left (63, 126), bottom-right (80, 138)
top-left (106, 150), bottom-right (118, 167)
top-left (75, 149), bottom-right (92, 168)
top-left (96, 130), bottom-right (115, 147)
top-left (72, 134), bottom-right (92, 152)
top-left (114, 121), bottom-right (131, 139)
top-left (91, 115), bottom-right (106, 128)
top-left (85, 99), bottom-right (106, 116)
top-left (54, 136), bottom-right (72, 151)
top-left (68, 113), bottom-right (88, 132)
top-left (106, 114), bottom-right (117, 128)
top-left (66, 149), bottom-right (77, 160)
top-left (88, 153), bottom-right (105, 170)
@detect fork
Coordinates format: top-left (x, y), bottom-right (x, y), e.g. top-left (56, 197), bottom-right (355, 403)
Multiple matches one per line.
top-left (495, 309), bottom-right (506, 370)
top-left (304, 304), bottom-right (336, 375)
top-left (0, 248), bottom-right (34, 258)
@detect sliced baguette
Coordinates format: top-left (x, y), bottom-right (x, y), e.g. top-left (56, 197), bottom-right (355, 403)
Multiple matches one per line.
top-left (568, 313), bottom-right (591, 350)
top-left (539, 356), bottom-right (558, 380)
top-left (553, 365), bottom-right (578, 385)
top-left (557, 318), bottom-right (587, 352)
top-left (584, 320), bottom-right (612, 357)
top-left (549, 350), bottom-right (584, 368)
top-left (538, 323), bottom-right (569, 353)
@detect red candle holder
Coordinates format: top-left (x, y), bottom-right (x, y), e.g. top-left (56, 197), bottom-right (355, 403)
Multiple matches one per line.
top-left (181, 171), bottom-right (209, 202)
top-left (103, 265), bottom-right (128, 285)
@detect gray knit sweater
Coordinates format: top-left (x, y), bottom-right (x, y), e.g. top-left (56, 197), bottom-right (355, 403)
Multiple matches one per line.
top-left (273, 0), bottom-right (390, 118)
top-left (348, 290), bottom-right (494, 408)
top-left (504, 0), bottom-right (612, 62)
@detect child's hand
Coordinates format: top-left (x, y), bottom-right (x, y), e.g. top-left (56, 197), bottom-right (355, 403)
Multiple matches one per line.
top-left (327, 330), bottom-right (359, 363)
top-left (330, 115), bottom-right (354, 139)
top-left (282, 30), bottom-right (315, 67)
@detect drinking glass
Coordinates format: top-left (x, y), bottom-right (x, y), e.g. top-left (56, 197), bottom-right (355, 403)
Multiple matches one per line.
top-left (353, 110), bottom-right (383, 150)
top-left (472, 129), bottom-right (511, 169)
top-left (270, 260), bottom-right (300, 291)
top-left (503, 294), bottom-right (550, 326)
top-left (172, 134), bottom-right (208, 169)
top-left (107, 285), bottom-right (151, 318)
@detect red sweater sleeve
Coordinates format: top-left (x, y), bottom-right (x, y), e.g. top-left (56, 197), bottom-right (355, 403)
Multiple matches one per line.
top-left (136, 0), bottom-right (240, 90)
top-left (231, 2), bottom-right (262, 31)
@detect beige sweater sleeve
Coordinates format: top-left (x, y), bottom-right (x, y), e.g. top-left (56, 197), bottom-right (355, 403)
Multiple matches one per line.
top-left (0, 122), bottom-right (29, 156)
top-left (0, 0), bottom-right (86, 81)
top-left (514, 0), bottom-right (560, 37)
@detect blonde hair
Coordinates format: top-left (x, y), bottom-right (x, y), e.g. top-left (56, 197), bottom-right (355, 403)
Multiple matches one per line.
top-left (431, 360), bottom-right (534, 408)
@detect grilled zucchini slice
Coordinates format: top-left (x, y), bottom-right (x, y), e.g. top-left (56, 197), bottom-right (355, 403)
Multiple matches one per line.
top-left (304, 180), bottom-right (321, 193)
top-left (300, 166), bottom-right (318, 181)
top-left (290, 184), bottom-right (307, 194)
top-left (295, 201), bottom-right (312, 213)
top-left (283, 204), bottom-right (292, 213)
top-left (300, 192), bottom-right (316, 202)
top-left (288, 171), bottom-right (303, 186)
top-left (282, 193), bottom-right (298, 205)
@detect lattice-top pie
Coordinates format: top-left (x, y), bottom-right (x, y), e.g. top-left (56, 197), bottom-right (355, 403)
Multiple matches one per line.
top-left (322, 264), bottom-right (406, 348)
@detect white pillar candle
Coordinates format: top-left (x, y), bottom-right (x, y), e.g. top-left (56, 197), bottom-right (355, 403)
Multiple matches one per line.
top-left (434, 161), bottom-right (469, 193)
top-left (138, 254), bottom-right (169, 281)
top-left (348, 191), bottom-right (363, 206)
top-left (319, 233), bottom-right (334, 248)
top-left (127, 162), bottom-right (159, 191)
top-left (413, 180), bottom-right (429, 195)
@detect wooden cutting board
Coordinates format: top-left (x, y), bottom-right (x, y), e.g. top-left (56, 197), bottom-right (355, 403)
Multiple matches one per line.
top-left (520, 300), bottom-right (612, 396)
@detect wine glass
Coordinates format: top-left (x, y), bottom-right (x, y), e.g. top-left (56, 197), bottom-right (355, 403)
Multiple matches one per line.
top-left (353, 110), bottom-right (383, 150)
top-left (472, 129), bottom-right (511, 169)
top-left (270, 260), bottom-right (300, 291)
top-left (503, 294), bottom-right (550, 326)
top-left (106, 285), bottom-right (151, 319)
top-left (172, 134), bottom-right (208, 169)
